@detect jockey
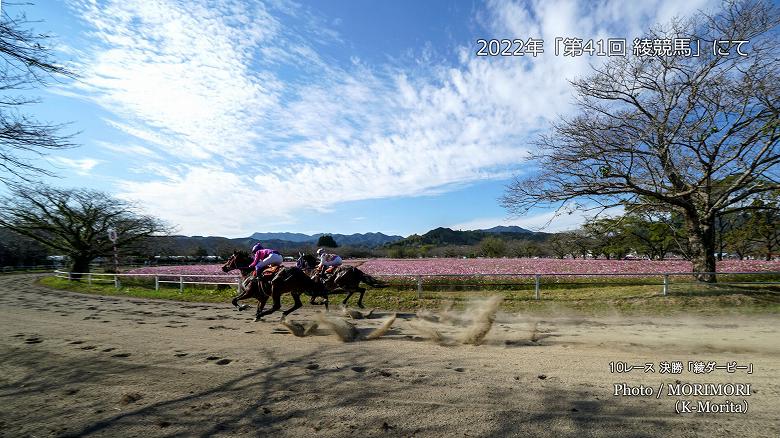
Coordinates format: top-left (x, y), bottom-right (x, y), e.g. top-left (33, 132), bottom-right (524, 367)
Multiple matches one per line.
top-left (249, 243), bottom-right (283, 275)
top-left (316, 248), bottom-right (342, 272)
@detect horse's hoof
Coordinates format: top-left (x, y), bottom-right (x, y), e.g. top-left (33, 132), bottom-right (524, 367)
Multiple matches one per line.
top-left (238, 305), bottom-right (249, 311)
top-left (253, 317), bottom-right (262, 322)
top-left (357, 304), bottom-right (365, 309)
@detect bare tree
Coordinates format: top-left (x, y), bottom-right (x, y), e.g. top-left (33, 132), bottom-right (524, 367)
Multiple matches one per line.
top-left (502, 0), bottom-right (779, 281)
top-left (0, 5), bottom-right (76, 184)
top-left (0, 185), bottom-right (173, 275)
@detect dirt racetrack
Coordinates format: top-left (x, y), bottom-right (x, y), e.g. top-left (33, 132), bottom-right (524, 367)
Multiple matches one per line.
top-left (1, 274), bottom-right (778, 437)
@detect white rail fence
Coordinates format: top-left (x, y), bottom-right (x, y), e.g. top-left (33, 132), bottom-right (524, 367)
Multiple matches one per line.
top-left (54, 270), bottom-right (242, 294)
top-left (51, 270), bottom-right (780, 299)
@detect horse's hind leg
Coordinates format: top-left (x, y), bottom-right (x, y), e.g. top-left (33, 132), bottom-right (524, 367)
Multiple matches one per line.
top-left (257, 289), bottom-right (282, 319)
top-left (282, 293), bottom-right (303, 319)
top-left (341, 289), bottom-right (355, 307)
top-left (310, 293), bottom-right (330, 310)
top-left (356, 287), bottom-right (366, 309)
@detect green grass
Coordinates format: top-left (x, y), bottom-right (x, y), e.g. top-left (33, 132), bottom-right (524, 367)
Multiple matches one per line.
top-left (37, 275), bottom-right (780, 317)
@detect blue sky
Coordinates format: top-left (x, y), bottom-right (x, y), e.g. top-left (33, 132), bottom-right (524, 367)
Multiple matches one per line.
top-left (5, 0), bottom-right (717, 237)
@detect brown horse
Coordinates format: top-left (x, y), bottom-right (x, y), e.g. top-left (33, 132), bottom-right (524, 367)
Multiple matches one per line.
top-left (222, 250), bottom-right (328, 321)
top-left (296, 253), bottom-right (386, 308)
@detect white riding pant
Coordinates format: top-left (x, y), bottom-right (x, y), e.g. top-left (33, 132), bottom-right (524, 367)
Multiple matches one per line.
top-left (255, 252), bottom-right (283, 272)
top-left (321, 256), bottom-right (342, 267)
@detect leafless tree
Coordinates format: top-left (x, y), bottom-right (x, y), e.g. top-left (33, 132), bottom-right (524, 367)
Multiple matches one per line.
top-left (502, 0), bottom-right (779, 281)
top-left (0, 4), bottom-right (76, 184)
top-left (0, 185), bottom-right (173, 275)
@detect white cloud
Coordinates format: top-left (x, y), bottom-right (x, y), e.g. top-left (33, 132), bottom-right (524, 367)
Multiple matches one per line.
top-left (97, 141), bottom-right (160, 159)
top-left (67, 0), bottom-right (281, 160)
top-left (450, 205), bottom-right (625, 233)
top-left (49, 157), bottom-right (102, 176)
top-left (65, 0), bottom-right (715, 235)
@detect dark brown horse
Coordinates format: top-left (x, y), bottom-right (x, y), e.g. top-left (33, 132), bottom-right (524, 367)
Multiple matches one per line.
top-left (296, 253), bottom-right (386, 308)
top-left (222, 250), bottom-right (328, 321)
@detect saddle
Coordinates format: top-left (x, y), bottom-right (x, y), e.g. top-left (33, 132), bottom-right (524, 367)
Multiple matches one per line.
top-left (262, 264), bottom-right (283, 279)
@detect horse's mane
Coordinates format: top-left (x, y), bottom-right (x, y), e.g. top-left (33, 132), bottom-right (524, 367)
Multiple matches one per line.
top-left (299, 253), bottom-right (318, 268)
top-left (234, 249), bottom-right (251, 259)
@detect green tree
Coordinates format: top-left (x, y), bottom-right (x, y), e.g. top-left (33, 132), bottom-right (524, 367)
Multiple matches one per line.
top-left (747, 198), bottom-right (780, 260)
top-left (722, 212), bottom-right (754, 259)
top-left (480, 236), bottom-right (507, 257)
top-left (622, 214), bottom-right (677, 260)
top-left (546, 234), bottom-right (570, 259)
top-left (192, 246), bottom-right (208, 258)
top-left (0, 227), bottom-right (48, 266)
top-left (509, 240), bottom-right (540, 258)
top-left (317, 234), bottom-right (338, 248)
top-left (583, 217), bottom-right (631, 259)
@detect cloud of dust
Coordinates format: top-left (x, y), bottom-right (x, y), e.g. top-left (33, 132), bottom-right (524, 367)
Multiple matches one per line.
top-left (280, 318), bottom-right (318, 337)
top-left (409, 320), bottom-right (450, 345)
top-left (460, 295), bottom-right (504, 345)
top-left (342, 307), bottom-right (375, 319)
top-left (411, 295), bottom-right (504, 346)
top-left (316, 314), bottom-right (359, 342)
top-left (364, 313), bottom-right (397, 340)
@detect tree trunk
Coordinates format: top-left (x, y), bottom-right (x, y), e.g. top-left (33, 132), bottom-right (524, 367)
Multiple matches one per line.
top-left (70, 255), bottom-right (92, 280)
top-left (685, 214), bottom-right (717, 283)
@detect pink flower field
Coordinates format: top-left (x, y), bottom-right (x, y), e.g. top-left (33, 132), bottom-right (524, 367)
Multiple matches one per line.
top-left (126, 258), bottom-right (780, 279)
top-left (357, 258), bottom-right (780, 276)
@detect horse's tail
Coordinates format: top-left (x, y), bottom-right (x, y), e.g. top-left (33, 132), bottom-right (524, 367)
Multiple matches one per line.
top-left (359, 271), bottom-right (387, 288)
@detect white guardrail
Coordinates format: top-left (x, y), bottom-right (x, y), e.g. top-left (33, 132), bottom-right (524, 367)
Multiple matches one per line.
top-left (51, 270), bottom-right (780, 299)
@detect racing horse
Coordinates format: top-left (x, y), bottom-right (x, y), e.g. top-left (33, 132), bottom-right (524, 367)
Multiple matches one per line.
top-left (296, 253), bottom-right (387, 309)
top-left (222, 250), bottom-right (328, 321)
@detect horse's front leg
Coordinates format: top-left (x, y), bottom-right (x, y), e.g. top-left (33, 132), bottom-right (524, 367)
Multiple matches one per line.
top-left (253, 295), bottom-right (269, 322)
top-left (232, 280), bottom-right (251, 311)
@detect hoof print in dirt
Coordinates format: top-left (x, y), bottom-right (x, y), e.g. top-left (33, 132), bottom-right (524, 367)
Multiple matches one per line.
top-left (119, 392), bottom-right (143, 404)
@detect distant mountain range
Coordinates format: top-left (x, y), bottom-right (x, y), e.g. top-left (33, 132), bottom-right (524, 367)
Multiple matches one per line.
top-left (387, 226), bottom-right (545, 248)
top-left (478, 226), bottom-right (533, 234)
top-left (144, 226), bottom-right (546, 257)
top-left (250, 232), bottom-right (404, 247)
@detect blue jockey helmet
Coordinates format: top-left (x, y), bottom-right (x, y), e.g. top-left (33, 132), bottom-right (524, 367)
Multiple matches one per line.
top-left (252, 243), bottom-right (264, 253)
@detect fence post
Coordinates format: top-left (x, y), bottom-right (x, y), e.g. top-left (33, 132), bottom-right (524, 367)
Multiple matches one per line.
top-left (179, 276), bottom-right (184, 293)
top-left (663, 274), bottom-right (669, 296)
top-left (88, 273), bottom-right (92, 286)
top-left (114, 274), bottom-right (119, 289)
top-left (67, 271), bottom-right (72, 281)
top-left (535, 274), bottom-right (541, 300)
top-left (416, 275), bottom-right (422, 298)
top-left (155, 275), bottom-right (159, 291)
